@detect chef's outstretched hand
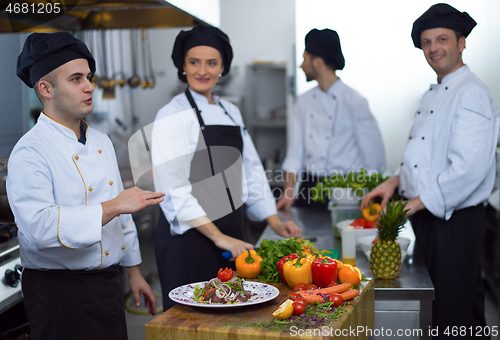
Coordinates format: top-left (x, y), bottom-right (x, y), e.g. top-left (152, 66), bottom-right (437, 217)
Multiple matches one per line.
top-left (101, 186), bottom-right (165, 225)
top-left (276, 195), bottom-right (295, 211)
top-left (125, 265), bottom-right (157, 316)
top-left (214, 234), bottom-right (254, 261)
top-left (267, 214), bottom-right (302, 238)
top-left (360, 176), bottom-right (399, 211)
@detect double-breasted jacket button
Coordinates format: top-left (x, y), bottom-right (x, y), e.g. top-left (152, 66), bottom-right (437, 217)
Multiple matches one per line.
top-left (105, 251), bottom-right (110, 256)
top-left (98, 149), bottom-right (102, 153)
top-left (109, 181), bottom-right (113, 185)
top-left (122, 246), bottom-right (126, 250)
top-left (89, 187), bottom-right (93, 191)
top-left (75, 155), bottom-right (79, 160)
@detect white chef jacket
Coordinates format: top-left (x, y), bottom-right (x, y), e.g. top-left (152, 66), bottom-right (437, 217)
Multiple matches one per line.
top-left (152, 89), bottom-right (277, 235)
top-left (397, 66), bottom-right (500, 220)
top-left (6, 113), bottom-right (142, 270)
top-left (282, 79), bottom-right (386, 178)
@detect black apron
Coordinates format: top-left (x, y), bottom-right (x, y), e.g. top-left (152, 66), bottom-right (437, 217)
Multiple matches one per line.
top-left (22, 265), bottom-right (127, 340)
top-left (155, 89), bottom-right (245, 310)
top-left (411, 204), bottom-right (489, 339)
top-left (293, 172), bottom-right (329, 209)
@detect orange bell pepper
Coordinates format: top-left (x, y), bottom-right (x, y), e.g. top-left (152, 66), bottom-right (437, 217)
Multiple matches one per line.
top-left (235, 250), bottom-right (262, 279)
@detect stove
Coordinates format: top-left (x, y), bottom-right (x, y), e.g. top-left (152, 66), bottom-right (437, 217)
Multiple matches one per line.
top-left (0, 222), bottom-right (22, 315)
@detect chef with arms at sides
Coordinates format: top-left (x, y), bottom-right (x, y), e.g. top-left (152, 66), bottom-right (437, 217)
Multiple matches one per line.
top-left (277, 28), bottom-right (385, 210)
top-left (361, 4), bottom-right (499, 338)
top-left (7, 32), bottom-right (165, 340)
top-left (151, 25), bottom-right (302, 310)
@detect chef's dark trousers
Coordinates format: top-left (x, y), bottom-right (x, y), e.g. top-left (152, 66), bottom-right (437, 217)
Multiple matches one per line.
top-left (293, 173), bottom-right (328, 209)
top-left (411, 205), bottom-right (489, 339)
top-left (22, 264), bottom-right (127, 340)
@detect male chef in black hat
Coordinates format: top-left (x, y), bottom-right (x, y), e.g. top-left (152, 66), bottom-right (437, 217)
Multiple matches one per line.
top-left (362, 4), bottom-right (499, 337)
top-left (7, 32), bottom-right (165, 340)
top-left (277, 28), bottom-right (385, 209)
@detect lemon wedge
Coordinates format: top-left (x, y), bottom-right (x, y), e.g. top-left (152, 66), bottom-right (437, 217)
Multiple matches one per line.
top-left (272, 299), bottom-right (294, 320)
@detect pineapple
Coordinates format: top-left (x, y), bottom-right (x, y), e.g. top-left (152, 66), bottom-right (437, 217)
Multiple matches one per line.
top-left (369, 200), bottom-right (409, 279)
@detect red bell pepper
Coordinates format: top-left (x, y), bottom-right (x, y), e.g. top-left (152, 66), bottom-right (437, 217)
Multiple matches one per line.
top-left (277, 254), bottom-right (299, 285)
top-left (312, 257), bottom-right (338, 288)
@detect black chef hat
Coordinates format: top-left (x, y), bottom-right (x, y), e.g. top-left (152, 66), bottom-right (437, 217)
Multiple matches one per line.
top-left (17, 32), bottom-right (95, 88)
top-left (412, 3), bottom-right (477, 49)
top-left (171, 25), bottom-right (233, 82)
top-left (305, 28), bottom-right (345, 71)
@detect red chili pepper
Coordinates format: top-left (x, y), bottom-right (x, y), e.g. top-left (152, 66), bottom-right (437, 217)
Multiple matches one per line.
top-left (277, 254), bottom-right (299, 285)
top-left (217, 267), bottom-right (233, 282)
top-left (312, 257), bottom-right (338, 288)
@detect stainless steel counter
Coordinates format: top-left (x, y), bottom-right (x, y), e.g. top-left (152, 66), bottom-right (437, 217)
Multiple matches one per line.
top-left (256, 207), bottom-right (435, 340)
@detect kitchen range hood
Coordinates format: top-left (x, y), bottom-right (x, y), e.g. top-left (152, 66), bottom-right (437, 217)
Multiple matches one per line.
top-left (0, 0), bottom-right (212, 33)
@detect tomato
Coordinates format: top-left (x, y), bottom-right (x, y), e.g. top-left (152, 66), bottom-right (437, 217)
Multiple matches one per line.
top-left (289, 292), bottom-right (301, 301)
top-left (293, 296), bottom-right (308, 306)
top-left (350, 218), bottom-right (366, 227)
top-left (364, 221), bottom-right (376, 229)
top-left (293, 283), bottom-right (308, 292)
top-left (328, 293), bottom-right (344, 307)
top-left (292, 301), bottom-right (306, 315)
top-left (217, 267), bottom-right (233, 282)
top-left (307, 284), bottom-right (318, 291)
top-left (327, 282), bottom-right (338, 287)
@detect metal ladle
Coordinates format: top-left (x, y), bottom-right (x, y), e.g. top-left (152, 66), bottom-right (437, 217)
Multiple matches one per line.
top-left (128, 29), bottom-right (141, 88)
top-left (146, 29), bottom-right (155, 88)
top-left (140, 28), bottom-right (148, 89)
top-left (97, 29), bottom-right (110, 89)
top-left (118, 30), bottom-right (127, 87)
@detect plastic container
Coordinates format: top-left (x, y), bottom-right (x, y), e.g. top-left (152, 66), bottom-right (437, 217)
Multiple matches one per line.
top-left (330, 205), bottom-right (362, 237)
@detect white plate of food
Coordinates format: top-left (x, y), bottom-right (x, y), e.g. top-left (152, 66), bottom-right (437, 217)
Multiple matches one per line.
top-left (168, 278), bottom-right (279, 308)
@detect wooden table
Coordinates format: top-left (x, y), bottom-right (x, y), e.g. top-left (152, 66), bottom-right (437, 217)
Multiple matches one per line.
top-left (146, 280), bottom-right (374, 340)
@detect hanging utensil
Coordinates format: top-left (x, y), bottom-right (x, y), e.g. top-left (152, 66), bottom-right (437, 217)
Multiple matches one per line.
top-left (88, 30), bottom-right (98, 87)
top-left (140, 28), bottom-right (148, 89)
top-left (146, 29), bottom-right (155, 88)
top-left (97, 29), bottom-right (110, 89)
top-left (128, 29), bottom-right (141, 88)
top-left (118, 30), bottom-right (127, 87)
top-left (102, 30), bottom-right (116, 99)
top-left (108, 30), bottom-right (117, 89)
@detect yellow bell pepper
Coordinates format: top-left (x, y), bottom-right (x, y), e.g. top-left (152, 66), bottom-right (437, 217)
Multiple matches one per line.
top-left (282, 255), bottom-right (313, 288)
top-left (362, 201), bottom-right (382, 222)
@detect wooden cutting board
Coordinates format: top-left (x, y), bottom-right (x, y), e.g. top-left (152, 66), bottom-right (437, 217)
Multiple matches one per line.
top-left (146, 280), bottom-right (374, 340)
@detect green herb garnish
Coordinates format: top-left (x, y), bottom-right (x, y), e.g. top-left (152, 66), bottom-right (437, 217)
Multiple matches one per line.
top-left (255, 238), bottom-right (304, 283)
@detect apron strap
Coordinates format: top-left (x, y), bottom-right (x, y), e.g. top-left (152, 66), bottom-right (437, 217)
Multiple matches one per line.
top-left (185, 88), bottom-right (206, 129)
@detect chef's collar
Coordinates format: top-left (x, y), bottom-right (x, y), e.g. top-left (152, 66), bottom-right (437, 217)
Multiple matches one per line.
top-left (325, 78), bottom-right (343, 96)
top-left (39, 112), bottom-right (88, 143)
top-left (188, 88), bottom-right (220, 105)
top-left (430, 65), bottom-right (469, 87)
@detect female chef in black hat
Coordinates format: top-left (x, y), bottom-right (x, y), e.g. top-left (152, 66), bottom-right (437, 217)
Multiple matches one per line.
top-left (152, 25), bottom-right (302, 309)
